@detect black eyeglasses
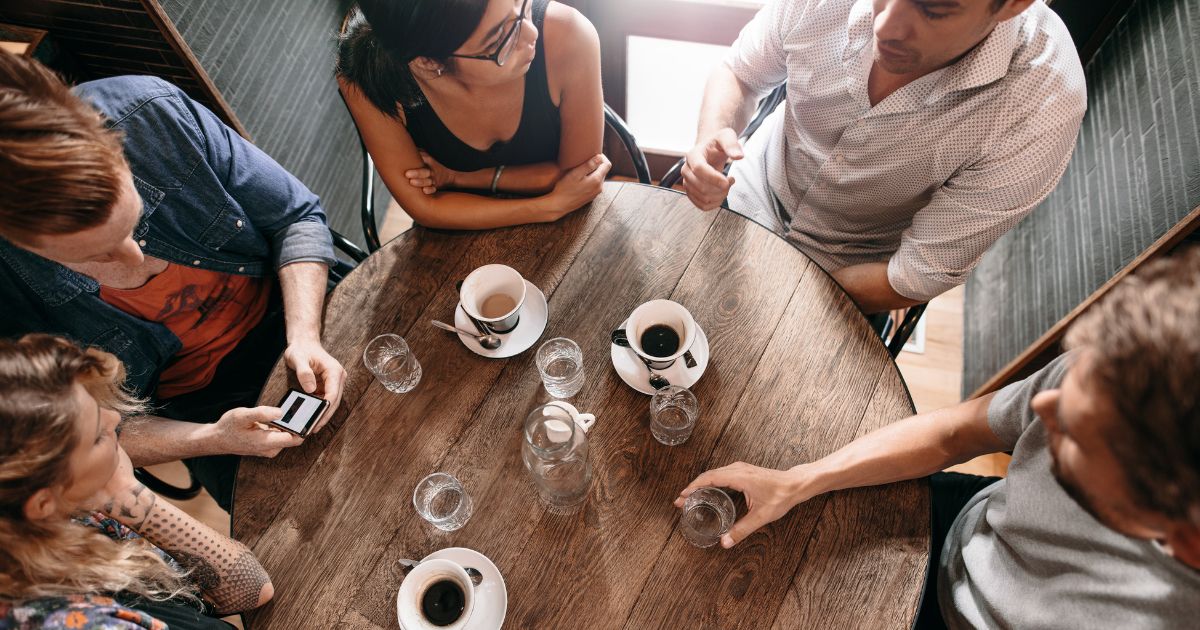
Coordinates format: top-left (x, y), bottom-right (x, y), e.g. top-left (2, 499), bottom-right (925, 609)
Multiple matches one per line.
top-left (448, 0), bottom-right (531, 67)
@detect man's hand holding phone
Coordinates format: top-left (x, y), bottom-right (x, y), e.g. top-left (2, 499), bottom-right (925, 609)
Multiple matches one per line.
top-left (207, 405), bottom-right (304, 458)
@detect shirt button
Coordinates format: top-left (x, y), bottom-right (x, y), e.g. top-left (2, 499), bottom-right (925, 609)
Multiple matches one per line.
top-left (138, 239), bottom-right (147, 247)
top-left (834, 154), bottom-right (845, 163)
top-left (192, 260), bottom-right (201, 266)
top-left (235, 219), bottom-right (244, 228)
top-left (237, 266), bottom-right (245, 273)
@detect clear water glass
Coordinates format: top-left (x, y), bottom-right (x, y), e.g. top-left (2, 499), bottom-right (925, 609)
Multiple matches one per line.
top-left (412, 473), bottom-right (473, 531)
top-left (536, 338), bottom-right (585, 398)
top-left (650, 385), bottom-right (698, 446)
top-left (363, 334), bottom-right (422, 393)
top-left (680, 487), bottom-right (735, 548)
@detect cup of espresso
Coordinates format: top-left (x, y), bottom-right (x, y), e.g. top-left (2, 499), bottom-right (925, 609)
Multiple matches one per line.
top-left (624, 300), bottom-right (697, 370)
top-left (459, 264), bottom-right (527, 334)
top-left (396, 559), bottom-right (476, 629)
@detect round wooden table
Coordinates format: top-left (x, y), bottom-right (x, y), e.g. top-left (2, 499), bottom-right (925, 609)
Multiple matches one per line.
top-left (234, 182), bottom-right (929, 629)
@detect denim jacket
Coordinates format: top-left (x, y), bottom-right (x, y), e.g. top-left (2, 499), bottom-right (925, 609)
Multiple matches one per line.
top-left (0, 76), bottom-right (336, 398)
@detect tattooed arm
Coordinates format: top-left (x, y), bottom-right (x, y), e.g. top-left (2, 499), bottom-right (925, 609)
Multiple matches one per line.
top-left (98, 447), bottom-right (274, 614)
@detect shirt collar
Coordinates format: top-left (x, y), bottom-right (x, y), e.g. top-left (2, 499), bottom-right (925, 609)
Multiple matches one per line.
top-left (842, 0), bottom-right (1025, 106)
top-left (926, 12), bottom-right (1024, 103)
top-left (0, 175), bottom-right (164, 306)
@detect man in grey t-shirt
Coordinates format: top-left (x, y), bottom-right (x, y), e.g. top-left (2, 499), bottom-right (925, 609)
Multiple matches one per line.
top-left (676, 248), bottom-right (1200, 628)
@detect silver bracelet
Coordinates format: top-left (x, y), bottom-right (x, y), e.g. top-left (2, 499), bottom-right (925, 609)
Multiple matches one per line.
top-left (490, 164), bottom-right (506, 194)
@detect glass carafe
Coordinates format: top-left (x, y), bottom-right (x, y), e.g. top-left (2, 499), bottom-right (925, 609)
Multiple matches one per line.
top-left (521, 402), bottom-right (594, 509)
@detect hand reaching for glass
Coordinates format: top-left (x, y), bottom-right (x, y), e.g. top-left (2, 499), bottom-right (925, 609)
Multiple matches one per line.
top-left (674, 461), bottom-right (814, 548)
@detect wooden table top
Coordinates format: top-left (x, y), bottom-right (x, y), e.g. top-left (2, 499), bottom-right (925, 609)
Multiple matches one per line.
top-left (234, 182), bottom-right (929, 629)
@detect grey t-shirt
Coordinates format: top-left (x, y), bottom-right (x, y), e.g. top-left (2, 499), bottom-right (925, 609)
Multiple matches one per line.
top-left (939, 354), bottom-right (1200, 628)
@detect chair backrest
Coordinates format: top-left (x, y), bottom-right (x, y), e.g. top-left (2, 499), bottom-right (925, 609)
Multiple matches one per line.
top-left (604, 104), bottom-right (652, 185)
top-left (658, 84), bottom-right (786, 190)
top-left (886, 304), bottom-right (927, 358)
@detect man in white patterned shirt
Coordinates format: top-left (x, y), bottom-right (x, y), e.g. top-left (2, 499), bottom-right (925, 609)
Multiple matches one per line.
top-left (682, 0), bottom-right (1086, 312)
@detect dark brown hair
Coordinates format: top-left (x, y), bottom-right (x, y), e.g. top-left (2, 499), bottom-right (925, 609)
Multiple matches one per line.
top-left (0, 52), bottom-right (126, 245)
top-left (336, 0), bottom-right (489, 117)
top-left (1065, 246), bottom-right (1200, 524)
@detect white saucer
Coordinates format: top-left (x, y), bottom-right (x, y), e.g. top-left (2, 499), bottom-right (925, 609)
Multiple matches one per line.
top-left (454, 280), bottom-right (548, 358)
top-left (395, 547), bottom-right (506, 630)
top-left (611, 319), bottom-right (710, 395)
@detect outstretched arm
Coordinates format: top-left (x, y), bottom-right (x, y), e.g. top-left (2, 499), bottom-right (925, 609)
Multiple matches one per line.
top-left (675, 393), bottom-right (1006, 547)
top-left (120, 406), bottom-right (301, 467)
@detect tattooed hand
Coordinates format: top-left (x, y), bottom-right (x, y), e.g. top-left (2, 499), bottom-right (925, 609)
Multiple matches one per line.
top-left (94, 445), bottom-right (273, 613)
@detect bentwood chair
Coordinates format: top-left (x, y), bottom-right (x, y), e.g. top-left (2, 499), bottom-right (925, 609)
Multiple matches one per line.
top-left (656, 84), bottom-right (925, 358)
top-left (658, 84), bottom-right (787, 190)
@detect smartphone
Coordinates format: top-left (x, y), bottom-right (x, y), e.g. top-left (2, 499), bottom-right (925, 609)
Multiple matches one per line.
top-left (269, 388), bottom-right (329, 437)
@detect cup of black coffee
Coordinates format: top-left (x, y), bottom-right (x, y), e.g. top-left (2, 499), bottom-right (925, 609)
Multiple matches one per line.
top-left (396, 559), bottom-right (475, 629)
top-left (624, 300), bottom-right (697, 370)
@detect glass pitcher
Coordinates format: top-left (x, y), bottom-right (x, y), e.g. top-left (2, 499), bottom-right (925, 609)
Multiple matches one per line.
top-left (522, 401), bottom-right (595, 509)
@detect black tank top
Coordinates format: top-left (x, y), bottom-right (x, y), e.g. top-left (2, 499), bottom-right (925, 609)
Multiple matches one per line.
top-left (403, 0), bottom-right (561, 173)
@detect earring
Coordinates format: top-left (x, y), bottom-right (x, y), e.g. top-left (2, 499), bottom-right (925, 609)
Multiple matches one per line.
top-left (436, 66), bottom-right (444, 77)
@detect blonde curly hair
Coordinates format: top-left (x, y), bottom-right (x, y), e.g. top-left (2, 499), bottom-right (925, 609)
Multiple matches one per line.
top-left (0, 334), bottom-right (194, 602)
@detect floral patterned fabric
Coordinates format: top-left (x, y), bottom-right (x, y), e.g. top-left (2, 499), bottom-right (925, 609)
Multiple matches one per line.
top-left (0, 595), bottom-right (167, 630)
top-left (0, 513), bottom-right (175, 629)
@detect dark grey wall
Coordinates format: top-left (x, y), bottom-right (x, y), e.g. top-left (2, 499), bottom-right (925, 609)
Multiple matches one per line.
top-left (963, 0), bottom-right (1200, 395)
top-left (159, 0), bottom-right (385, 245)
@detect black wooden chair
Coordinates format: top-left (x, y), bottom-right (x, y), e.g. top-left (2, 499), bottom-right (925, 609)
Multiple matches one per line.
top-left (348, 101), bottom-right (652, 253)
top-left (879, 304), bottom-right (928, 358)
top-left (658, 84), bottom-right (787, 190)
top-left (657, 84), bottom-right (925, 357)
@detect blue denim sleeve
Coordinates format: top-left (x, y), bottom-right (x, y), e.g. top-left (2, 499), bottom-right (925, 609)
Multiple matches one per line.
top-left (183, 91), bottom-right (336, 270)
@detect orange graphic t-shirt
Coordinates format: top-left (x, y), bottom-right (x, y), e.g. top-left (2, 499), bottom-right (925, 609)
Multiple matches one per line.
top-left (100, 264), bottom-right (271, 399)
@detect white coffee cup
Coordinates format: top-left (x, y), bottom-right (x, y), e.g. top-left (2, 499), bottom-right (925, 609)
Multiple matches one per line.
top-left (396, 559), bottom-right (476, 630)
top-left (625, 300), bottom-right (697, 370)
top-left (460, 264), bottom-right (527, 334)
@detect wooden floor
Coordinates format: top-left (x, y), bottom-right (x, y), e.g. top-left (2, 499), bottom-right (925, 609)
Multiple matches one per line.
top-left (895, 287), bottom-right (1010, 478)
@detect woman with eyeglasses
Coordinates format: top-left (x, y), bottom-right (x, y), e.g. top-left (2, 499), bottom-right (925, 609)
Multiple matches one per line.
top-left (337, 0), bottom-right (610, 230)
top-left (0, 335), bottom-right (272, 629)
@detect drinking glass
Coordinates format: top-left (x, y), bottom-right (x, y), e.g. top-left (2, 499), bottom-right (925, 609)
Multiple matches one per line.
top-left (650, 385), bottom-right (698, 446)
top-left (536, 338), bottom-right (585, 398)
top-left (680, 487), bottom-right (735, 548)
top-left (413, 473), bottom-right (473, 531)
top-left (363, 334), bottom-right (422, 393)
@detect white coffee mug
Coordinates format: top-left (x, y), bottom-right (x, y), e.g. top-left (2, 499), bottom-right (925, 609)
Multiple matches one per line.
top-left (625, 300), bottom-right (697, 370)
top-left (396, 559), bottom-right (476, 630)
top-left (460, 264), bottom-right (527, 334)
